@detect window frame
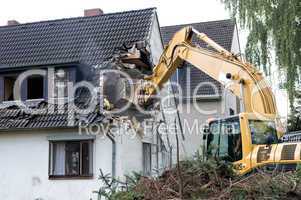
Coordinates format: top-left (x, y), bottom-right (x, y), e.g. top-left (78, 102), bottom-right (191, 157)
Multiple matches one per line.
top-left (3, 75), bottom-right (17, 102)
top-left (207, 117), bottom-right (242, 162)
top-left (48, 140), bottom-right (93, 179)
top-left (54, 68), bottom-right (69, 99)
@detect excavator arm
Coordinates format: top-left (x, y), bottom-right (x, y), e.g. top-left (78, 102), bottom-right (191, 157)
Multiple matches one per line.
top-left (143, 26), bottom-right (277, 116)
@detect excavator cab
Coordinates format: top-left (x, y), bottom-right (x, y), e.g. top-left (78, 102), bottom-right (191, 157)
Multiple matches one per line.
top-left (203, 113), bottom-right (281, 174)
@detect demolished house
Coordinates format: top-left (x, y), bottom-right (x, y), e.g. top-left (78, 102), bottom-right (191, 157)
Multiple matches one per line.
top-left (0, 8), bottom-right (173, 200)
top-left (0, 6), bottom-right (245, 200)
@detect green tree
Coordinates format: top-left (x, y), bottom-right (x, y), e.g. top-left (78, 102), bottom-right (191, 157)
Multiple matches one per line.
top-left (221, 0), bottom-right (301, 108)
top-left (288, 89), bottom-right (301, 131)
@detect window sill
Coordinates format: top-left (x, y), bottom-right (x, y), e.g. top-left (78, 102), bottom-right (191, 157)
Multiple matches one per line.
top-left (49, 174), bottom-right (94, 180)
top-left (26, 98), bottom-right (45, 102)
top-left (1, 99), bottom-right (45, 104)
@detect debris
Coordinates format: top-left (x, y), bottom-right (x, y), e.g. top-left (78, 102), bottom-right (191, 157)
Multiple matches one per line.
top-left (96, 159), bottom-right (301, 200)
top-left (95, 41), bottom-right (157, 111)
top-left (104, 98), bottom-right (114, 110)
top-left (119, 41), bottom-right (152, 70)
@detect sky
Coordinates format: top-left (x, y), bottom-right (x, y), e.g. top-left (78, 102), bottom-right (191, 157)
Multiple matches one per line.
top-left (0, 0), bottom-right (247, 56)
top-left (0, 0), bottom-right (288, 118)
top-left (0, 0), bottom-right (230, 26)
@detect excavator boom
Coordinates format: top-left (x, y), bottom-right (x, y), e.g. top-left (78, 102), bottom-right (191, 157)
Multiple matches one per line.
top-left (144, 26), bottom-right (277, 116)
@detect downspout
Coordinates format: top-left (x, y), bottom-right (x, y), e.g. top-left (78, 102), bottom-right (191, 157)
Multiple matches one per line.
top-left (107, 130), bottom-right (116, 178)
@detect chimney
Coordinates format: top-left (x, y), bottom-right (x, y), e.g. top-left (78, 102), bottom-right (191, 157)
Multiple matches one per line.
top-left (84, 8), bottom-right (103, 17)
top-left (7, 20), bottom-right (19, 26)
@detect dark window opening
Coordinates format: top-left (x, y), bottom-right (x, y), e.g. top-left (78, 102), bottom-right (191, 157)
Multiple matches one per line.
top-left (229, 108), bottom-right (235, 116)
top-left (49, 140), bottom-right (93, 178)
top-left (27, 76), bottom-right (44, 100)
top-left (4, 76), bottom-right (16, 101)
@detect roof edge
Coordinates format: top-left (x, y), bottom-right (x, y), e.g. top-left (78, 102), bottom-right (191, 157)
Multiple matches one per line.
top-left (0, 7), bottom-right (157, 29)
top-left (160, 19), bottom-right (234, 29)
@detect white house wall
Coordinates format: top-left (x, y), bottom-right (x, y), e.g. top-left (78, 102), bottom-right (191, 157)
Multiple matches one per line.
top-left (0, 126), bottom-right (145, 200)
top-left (230, 24), bottom-right (241, 55)
top-left (222, 89), bottom-right (240, 116)
top-left (116, 126), bottom-right (143, 176)
top-left (148, 14), bottom-right (164, 65)
top-left (178, 100), bottom-right (225, 158)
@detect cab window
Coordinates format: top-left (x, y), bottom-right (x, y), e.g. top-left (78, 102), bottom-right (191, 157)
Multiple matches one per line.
top-left (207, 122), bottom-right (220, 157)
top-left (249, 120), bottom-right (278, 145)
top-left (207, 117), bottom-right (242, 162)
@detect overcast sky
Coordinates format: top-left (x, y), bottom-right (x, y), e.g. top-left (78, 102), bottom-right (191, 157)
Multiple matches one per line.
top-left (0, 0), bottom-right (248, 53)
top-left (0, 0), bottom-right (230, 26)
top-left (0, 0), bottom-right (288, 117)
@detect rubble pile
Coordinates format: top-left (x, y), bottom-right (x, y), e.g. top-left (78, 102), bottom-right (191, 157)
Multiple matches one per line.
top-left (108, 159), bottom-right (301, 200)
top-left (133, 160), bottom-right (301, 200)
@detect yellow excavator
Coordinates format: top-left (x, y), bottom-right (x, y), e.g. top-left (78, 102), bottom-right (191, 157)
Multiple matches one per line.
top-left (135, 26), bottom-right (301, 175)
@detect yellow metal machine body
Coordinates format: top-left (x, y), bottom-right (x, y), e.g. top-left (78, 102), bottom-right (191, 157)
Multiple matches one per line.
top-left (212, 112), bottom-right (301, 174)
top-left (141, 26), bottom-right (300, 174)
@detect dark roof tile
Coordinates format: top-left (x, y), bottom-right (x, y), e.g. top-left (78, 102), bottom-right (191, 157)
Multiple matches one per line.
top-left (0, 8), bottom-right (155, 68)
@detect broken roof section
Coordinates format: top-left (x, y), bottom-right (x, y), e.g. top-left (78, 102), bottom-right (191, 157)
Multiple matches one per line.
top-left (0, 8), bottom-right (156, 68)
top-left (160, 20), bottom-right (237, 97)
top-left (0, 89), bottom-right (103, 130)
top-left (0, 8), bottom-right (159, 130)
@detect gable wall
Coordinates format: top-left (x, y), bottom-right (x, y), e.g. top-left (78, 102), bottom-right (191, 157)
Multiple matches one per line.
top-left (230, 24), bottom-right (241, 55)
top-left (148, 14), bottom-right (164, 65)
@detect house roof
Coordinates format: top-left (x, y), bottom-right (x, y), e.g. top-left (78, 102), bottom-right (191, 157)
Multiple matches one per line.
top-left (160, 19), bottom-right (236, 96)
top-left (0, 8), bottom-right (157, 131)
top-left (0, 8), bottom-right (156, 68)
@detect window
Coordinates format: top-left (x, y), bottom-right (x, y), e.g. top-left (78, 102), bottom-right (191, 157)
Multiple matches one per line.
top-left (49, 140), bottom-right (93, 178)
top-left (207, 122), bottom-right (220, 157)
top-left (229, 108), bottom-right (235, 116)
top-left (27, 76), bottom-right (44, 100)
top-left (4, 76), bottom-right (16, 101)
top-left (249, 120), bottom-right (278, 145)
top-left (54, 69), bottom-right (69, 98)
top-left (143, 143), bottom-right (152, 176)
top-left (220, 118), bottom-right (242, 161)
top-left (207, 117), bottom-right (242, 162)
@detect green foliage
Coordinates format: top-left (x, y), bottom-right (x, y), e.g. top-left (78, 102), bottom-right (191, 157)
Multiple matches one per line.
top-left (288, 110), bottom-right (301, 131)
top-left (94, 161), bottom-right (301, 200)
top-left (288, 89), bottom-right (301, 131)
top-left (110, 191), bottom-right (143, 200)
top-left (221, 0), bottom-right (301, 106)
top-left (93, 169), bottom-right (143, 200)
